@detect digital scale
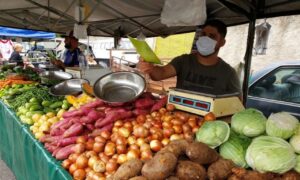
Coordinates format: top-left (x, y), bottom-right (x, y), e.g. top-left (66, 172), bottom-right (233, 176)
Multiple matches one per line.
top-left (168, 88), bottom-right (245, 118)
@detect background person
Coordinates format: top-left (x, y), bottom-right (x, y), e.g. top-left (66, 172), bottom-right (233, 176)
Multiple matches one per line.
top-left (9, 43), bottom-right (24, 66)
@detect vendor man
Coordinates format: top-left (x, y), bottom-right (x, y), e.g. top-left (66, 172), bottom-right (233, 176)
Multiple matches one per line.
top-left (52, 31), bottom-right (86, 68)
top-left (138, 20), bottom-right (241, 97)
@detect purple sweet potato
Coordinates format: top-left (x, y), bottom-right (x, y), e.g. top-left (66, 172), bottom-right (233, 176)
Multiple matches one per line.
top-left (55, 144), bottom-right (76, 160)
top-left (100, 123), bottom-right (113, 132)
top-left (63, 123), bottom-right (84, 138)
top-left (50, 127), bottom-right (64, 136)
top-left (57, 136), bottom-right (78, 147)
top-left (85, 124), bottom-right (95, 131)
top-left (87, 109), bottom-right (105, 121)
top-left (81, 99), bottom-right (104, 109)
top-left (41, 135), bottom-right (62, 143)
top-left (44, 143), bottom-right (57, 153)
top-left (135, 98), bottom-right (155, 109)
top-left (51, 118), bottom-right (71, 130)
top-left (151, 96), bottom-right (168, 112)
top-left (52, 147), bottom-right (62, 157)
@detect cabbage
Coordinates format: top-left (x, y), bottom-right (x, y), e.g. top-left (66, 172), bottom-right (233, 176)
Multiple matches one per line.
top-left (294, 124), bottom-right (300, 135)
top-left (219, 131), bottom-right (251, 168)
top-left (295, 156), bottom-right (300, 173)
top-left (266, 112), bottom-right (299, 139)
top-left (196, 121), bottom-right (230, 148)
top-left (246, 136), bottom-right (297, 174)
top-left (289, 134), bottom-right (300, 153)
top-left (231, 108), bottom-right (267, 137)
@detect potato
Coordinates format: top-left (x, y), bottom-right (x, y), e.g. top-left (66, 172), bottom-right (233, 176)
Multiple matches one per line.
top-left (176, 161), bottom-right (206, 180)
top-left (114, 159), bottom-right (143, 180)
top-left (129, 176), bottom-right (148, 180)
top-left (185, 142), bottom-right (219, 165)
top-left (208, 158), bottom-right (235, 180)
top-left (142, 151), bottom-right (177, 180)
top-left (160, 140), bottom-right (189, 157)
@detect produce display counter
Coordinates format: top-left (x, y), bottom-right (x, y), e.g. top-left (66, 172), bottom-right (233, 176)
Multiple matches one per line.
top-left (0, 101), bottom-right (71, 180)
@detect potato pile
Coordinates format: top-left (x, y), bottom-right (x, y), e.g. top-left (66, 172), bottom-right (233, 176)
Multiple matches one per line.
top-left (112, 140), bottom-right (236, 180)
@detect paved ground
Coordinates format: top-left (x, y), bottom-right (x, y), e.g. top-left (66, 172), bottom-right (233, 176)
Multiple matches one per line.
top-left (0, 159), bottom-right (15, 180)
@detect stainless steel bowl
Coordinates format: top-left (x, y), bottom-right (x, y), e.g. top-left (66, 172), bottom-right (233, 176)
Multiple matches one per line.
top-left (93, 71), bottom-right (146, 103)
top-left (40, 71), bottom-right (72, 85)
top-left (49, 79), bottom-right (89, 96)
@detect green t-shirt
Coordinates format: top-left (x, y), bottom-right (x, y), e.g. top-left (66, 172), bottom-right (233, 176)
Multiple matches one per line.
top-left (170, 54), bottom-right (241, 95)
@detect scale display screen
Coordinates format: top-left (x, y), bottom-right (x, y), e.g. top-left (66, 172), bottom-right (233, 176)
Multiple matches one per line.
top-left (169, 95), bottom-right (211, 112)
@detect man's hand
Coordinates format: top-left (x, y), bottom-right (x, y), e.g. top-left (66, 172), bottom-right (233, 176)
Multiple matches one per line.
top-left (137, 57), bottom-right (154, 73)
top-left (51, 59), bottom-right (65, 69)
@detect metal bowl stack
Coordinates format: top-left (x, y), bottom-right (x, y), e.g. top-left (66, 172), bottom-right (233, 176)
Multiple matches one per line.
top-left (40, 71), bottom-right (72, 86)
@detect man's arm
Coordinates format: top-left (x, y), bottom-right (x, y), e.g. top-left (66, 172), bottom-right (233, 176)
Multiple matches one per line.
top-left (148, 64), bottom-right (177, 81)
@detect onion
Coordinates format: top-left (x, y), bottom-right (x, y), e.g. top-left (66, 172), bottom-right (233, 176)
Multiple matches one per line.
top-left (95, 136), bottom-right (106, 143)
top-left (62, 159), bottom-right (72, 169)
top-left (136, 115), bottom-right (146, 124)
top-left (143, 121), bottom-right (152, 129)
top-left (104, 142), bottom-right (116, 156)
top-left (115, 136), bottom-right (127, 146)
top-left (188, 119), bottom-right (197, 128)
top-left (93, 142), bottom-right (105, 153)
top-left (116, 144), bottom-right (127, 154)
top-left (76, 155), bottom-right (88, 169)
top-left (123, 122), bottom-right (133, 132)
top-left (74, 143), bottom-right (86, 154)
top-left (85, 139), bottom-right (95, 151)
top-left (129, 144), bottom-right (140, 151)
top-left (173, 125), bottom-right (183, 134)
top-left (171, 119), bottom-right (183, 126)
top-left (163, 128), bottom-right (175, 138)
top-left (88, 156), bottom-right (99, 168)
top-left (114, 120), bottom-right (123, 127)
top-left (133, 126), bottom-right (149, 138)
top-left (159, 108), bottom-right (167, 115)
top-left (76, 136), bottom-right (88, 144)
top-left (150, 140), bottom-right (163, 152)
top-left (162, 121), bottom-right (173, 129)
top-left (118, 127), bottom-right (131, 138)
top-left (131, 120), bottom-right (138, 126)
top-left (151, 130), bottom-right (163, 140)
top-left (175, 112), bottom-right (189, 122)
top-left (204, 112), bottom-right (216, 121)
top-left (112, 127), bottom-right (119, 133)
top-left (117, 154), bottom-right (128, 164)
top-left (136, 138), bottom-right (146, 147)
top-left (140, 143), bottom-right (151, 151)
top-left (166, 104), bottom-right (175, 111)
top-left (182, 123), bottom-right (192, 133)
top-left (69, 163), bottom-right (78, 175)
top-left (100, 131), bottom-right (111, 140)
top-left (162, 115), bottom-right (173, 122)
top-left (141, 150), bottom-right (153, 161)
top-left (92, 172), bottom-right (105, 180)
top-left (153, 121), bottom-right (162, 129)
top-left (151, 111), bottom-right (159, 118)
top-left (69, 153), bottom-right (80, 163)
top-left (184, 132), bottom-right (194, 141)
top-left (110, 133), bottom-right (119, 143)
top-left (73, 169), bottom-right (86, 180)
top-left (192, 126), bottom-right (199, 133)
top-left (85, 151), bottom-right (97, 158)
top-left (112, 154), bottom-right (119, 160)
top-left (170, 134), bottom-right (183, 141)
top-left (127, 136), bottom-right (137, 145)
top-left (127, 149), bottom-right (140, 160)
top-left (161, 138), bottom-right (170, 146)
top-left (106, 159), bottom-right (118, 173)
top-left (99, 153), bottom-right (109, 163)
top-left (93, 160), bottom-right (106, 173)
top-left (85, 167), bottom-right (92, 173)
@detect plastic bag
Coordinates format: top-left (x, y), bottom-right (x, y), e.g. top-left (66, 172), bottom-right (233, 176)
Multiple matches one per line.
top-left (161, 0), bottom-right (207, 27)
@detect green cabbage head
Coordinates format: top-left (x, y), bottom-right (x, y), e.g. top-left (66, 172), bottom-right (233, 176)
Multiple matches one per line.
top-left (220, 131), bottom-right (251, 168)
top-left (231, 108), bottom-right (267, 137)
top-left (289, 134), bottom-right (300, 154)
top-left (196, 121), bottom-right (230, 148)
top-left (266, 112), bottom-right (299, 139)
top-left (295, 155), bottom-right (300, 173)
top-left (246, 136), bottom-right (297, 174)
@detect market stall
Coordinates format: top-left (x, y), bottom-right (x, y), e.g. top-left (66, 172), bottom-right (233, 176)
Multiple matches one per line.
top-left (1, 1), bottom-right (300, 180)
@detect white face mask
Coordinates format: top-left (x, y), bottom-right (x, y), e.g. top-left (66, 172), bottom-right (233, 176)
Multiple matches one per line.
top-left (196, 36), bottom-right (217, 56)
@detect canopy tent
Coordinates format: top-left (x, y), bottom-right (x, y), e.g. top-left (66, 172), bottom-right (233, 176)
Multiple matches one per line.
top-left (1, 0), bottom-right (300, 104)
top-left (0, 26), bottom-right (55, 39)
top-left (0, 0), bottom-right (299, 37)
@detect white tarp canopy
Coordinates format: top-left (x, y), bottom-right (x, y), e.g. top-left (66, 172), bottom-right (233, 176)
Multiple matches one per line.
top-left (1, 0), bottom-right (300, 37)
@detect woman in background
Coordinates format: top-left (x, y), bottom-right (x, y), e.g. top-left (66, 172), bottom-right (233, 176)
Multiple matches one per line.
top-left (9, 43), bottom-right (23, 66)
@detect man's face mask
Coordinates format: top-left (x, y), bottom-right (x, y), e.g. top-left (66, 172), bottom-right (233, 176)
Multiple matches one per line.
top-left (196, 36), bottom-right (217, 56)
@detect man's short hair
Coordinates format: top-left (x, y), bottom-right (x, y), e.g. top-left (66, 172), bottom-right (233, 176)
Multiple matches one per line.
top-left (202, 19), bottom-right (227, 38)
top-left (13, 43), bottom-right (23, 50)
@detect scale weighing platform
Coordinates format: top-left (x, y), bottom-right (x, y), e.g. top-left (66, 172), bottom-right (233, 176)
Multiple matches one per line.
top-left (168, 88), bottom-right (245, 118)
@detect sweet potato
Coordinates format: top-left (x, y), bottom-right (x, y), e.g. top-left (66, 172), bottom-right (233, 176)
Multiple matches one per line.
top-left (81, 99), bottom-right (104, 109)
top-left (129, 176), bottom-right (148, 180)
top-left (185, 142), bottom-right (219, 165)
top-left (55, 144), bottom-right (76, 160)
top-left (57, 136), bottom-right (78, 147)
top-left (52, 147), bottom-right (62, 157)
top-left (63, 123), bottom-right (84, 138)
top-left (95, 111), bottom-right (132, 128)
top-left (142, 151), bottom-right (177, 180)
top-left (87, 109), bottom-right (105, 121)
top-left (133, 108), bottom-right (150, 116)
top-left (104, 107), bottom-right (127, 114)
top-left (114, 159), bottom-right (143, 180)
top-left (85, 124), bottom-right (95, 131)
top-left (151, 96), bottom-right (168, 112)
top-left (50, 127), bottom-right (64, 136)
top-left (100, 123), bottom-right (113, 132)
top-left (176, 161), bottom-right (206, 180)
top-left (51, 118), bottom-right (71, 130)
top-left (41, 135), bottom-right (62, 143)
top-left (208, 158), bottom-right (235, 180)
top-left (44, 143), bottom-right (57, 153)
top-left (135, 97), bottom-right (155, 109)
top-left (61, 118), bottom-right (77, 129)
top-left (159, 140), bottom-right (189, 157)
top-left (62, 109), bottom-right (84, 118)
